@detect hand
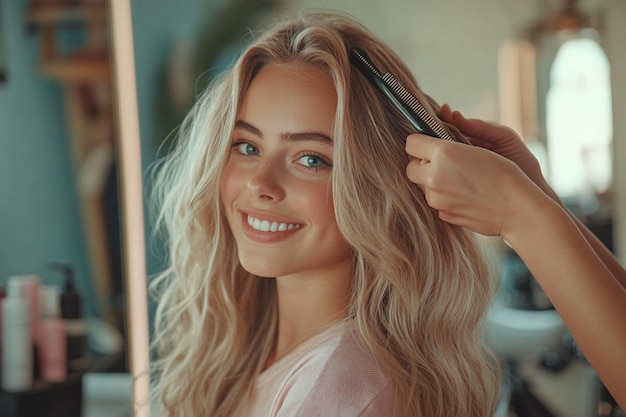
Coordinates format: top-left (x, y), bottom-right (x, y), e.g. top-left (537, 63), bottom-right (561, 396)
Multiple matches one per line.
top-left (439, 105), bottom-right (554, 198)
top-left (405, 133), bottom-right (545, 238)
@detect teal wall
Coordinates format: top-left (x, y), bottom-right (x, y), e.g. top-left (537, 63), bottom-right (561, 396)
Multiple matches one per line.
top-left (0, 0), bottom-right (94, 313)
top-left (131, 0), bottom-right (209, 281)
top-left (0, 0), bottom-right (210, 318)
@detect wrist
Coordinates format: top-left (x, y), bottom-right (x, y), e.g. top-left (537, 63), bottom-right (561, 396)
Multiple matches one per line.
top-left (535, 176), bottom-right (562, 206)
top-left (500, 178), bottom-right (562, 247)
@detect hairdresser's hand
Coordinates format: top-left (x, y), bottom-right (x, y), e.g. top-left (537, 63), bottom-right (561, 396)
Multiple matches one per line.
top-left (438, 105), bottom-right (556, 200)
top-left (405, 134), bottom-right (547, 237)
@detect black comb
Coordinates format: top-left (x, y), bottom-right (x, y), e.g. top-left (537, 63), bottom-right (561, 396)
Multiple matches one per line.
top-left (349, 48), bottom-right (455, 142)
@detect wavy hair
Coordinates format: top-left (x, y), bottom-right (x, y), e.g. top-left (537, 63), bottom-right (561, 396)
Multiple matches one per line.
top-left (149, 10), bottom-right (500, 417)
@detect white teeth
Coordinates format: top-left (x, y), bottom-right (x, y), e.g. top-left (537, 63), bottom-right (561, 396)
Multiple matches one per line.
top-left (247, 215), bottom-right (300, 232)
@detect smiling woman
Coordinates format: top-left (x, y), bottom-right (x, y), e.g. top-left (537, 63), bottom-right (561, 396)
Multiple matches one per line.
top-left (222, 63), bottom-right (353, 372)
top-left (148, 11), bottom-right (500, 417)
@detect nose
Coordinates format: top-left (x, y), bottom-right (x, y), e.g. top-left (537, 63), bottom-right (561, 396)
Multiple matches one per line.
top-left (247, 160), bottom-right (285, 201)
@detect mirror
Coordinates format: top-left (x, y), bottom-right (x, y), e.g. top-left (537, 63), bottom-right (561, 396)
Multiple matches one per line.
top-left (1, 0), bottom-right (131, 372)
top-left (0, 0), bottom-right (147, 415)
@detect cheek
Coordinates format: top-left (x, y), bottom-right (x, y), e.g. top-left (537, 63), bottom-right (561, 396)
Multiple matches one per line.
top-left (298, 184), bottom-right (351, 258)
top-left (294, 182), bottom-right (336, 225)
top-left (220, 163), bottom-right (244, 204)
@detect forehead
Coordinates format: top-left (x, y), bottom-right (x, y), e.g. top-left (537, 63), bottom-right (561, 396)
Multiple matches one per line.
top-left (248, 61), bottom-right (334, 92)
top-left (237, 63), bottom-right (338, 136)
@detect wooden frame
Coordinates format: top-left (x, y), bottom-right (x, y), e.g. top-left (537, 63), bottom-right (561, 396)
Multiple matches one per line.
top-left (109, 1), bottom-right (150, 415)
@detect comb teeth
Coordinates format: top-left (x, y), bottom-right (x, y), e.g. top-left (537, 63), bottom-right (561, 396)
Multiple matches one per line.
top-left (382, 73), bottom-right (454, 142)
top-left (350, 49), bottom-right (383, 78)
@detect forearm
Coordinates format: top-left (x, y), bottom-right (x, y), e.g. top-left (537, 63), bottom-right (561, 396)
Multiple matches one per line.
top-left (569, 210), bottom-right (626, 289)
top-left (535, 177), bottom-right (626, 289)
top-left (503, 191), bottom-right (626, 409)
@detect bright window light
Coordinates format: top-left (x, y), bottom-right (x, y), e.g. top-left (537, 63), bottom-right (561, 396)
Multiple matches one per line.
top-left (546, 34), bottom-right (613, 198)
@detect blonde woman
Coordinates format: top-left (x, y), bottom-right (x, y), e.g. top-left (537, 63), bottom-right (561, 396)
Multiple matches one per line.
top-left (150, 11), bottom-right (500, 417)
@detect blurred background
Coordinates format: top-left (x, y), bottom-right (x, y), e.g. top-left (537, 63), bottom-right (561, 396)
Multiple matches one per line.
top-left (0, 0), bottom-right (624, 416)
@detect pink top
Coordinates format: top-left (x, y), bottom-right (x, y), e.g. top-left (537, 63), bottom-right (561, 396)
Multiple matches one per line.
top-left (245, 321), bottom-right (393, 417)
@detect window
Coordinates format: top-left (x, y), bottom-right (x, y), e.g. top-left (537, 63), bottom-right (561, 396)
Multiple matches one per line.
top-left (545, 32), bottom-right (613, 199)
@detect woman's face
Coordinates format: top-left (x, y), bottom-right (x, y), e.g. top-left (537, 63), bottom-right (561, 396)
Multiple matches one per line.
top-left (220, 63), bottom-right (352, 279)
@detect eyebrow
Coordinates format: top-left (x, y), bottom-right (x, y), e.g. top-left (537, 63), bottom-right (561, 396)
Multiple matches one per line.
top-left (234, 120), bottom-right (333, 146)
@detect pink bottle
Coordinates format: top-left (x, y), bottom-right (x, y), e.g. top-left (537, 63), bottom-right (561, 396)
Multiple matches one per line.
top-left (39, 285), bottom-right (67, 383)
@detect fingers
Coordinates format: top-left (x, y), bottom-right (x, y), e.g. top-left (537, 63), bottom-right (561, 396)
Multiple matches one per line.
top-left (405, 132), bottom-right (440, 161)
top-left (438, 104), bottom-right (519, 147)
top-left (439, 103), bottom-right (453, 123)
top-left (451, 110), bottom-right (493, 138)
top-left (405, 134), bottom-right (434, 187)
top-left (406, 155), bottom-right (429, 187)
top-left (405, 132), bottom-right (465, 188)
top-left (452, 110), bottom-right (518, 146)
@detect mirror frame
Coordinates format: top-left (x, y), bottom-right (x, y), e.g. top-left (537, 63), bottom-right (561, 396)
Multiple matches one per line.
top-left (109, 1), bottom-right (150, 415)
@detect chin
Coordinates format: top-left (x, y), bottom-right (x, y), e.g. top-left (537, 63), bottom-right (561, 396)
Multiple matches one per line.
top-left (238, 256), bottom-right (280, 279)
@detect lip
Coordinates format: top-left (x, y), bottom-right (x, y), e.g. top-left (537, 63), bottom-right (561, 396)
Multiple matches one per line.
top-left (239, 210), bottom-right (304, 243)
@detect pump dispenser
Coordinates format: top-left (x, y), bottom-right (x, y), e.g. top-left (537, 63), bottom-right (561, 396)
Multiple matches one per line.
top-left (51, 263), bottom-right (87, 372)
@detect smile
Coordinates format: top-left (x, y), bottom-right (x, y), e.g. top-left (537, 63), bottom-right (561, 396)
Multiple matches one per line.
top-left (247, 214), bottom-right (302, 232)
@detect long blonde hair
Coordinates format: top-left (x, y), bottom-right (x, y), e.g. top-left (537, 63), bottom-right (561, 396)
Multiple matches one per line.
top-left (150, 10), bottom-right (500, 417)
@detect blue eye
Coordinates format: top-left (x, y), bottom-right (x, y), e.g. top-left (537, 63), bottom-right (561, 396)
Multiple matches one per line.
top-left (234, 142), bottom-right (259, 156)
top-left (297, 154), bottom-right (330, 170)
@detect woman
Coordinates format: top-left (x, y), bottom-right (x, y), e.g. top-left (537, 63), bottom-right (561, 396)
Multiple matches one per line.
top-left (406, 106), bottom-right (626, 409)
top-left (150, 11), bottom-right (500, 417)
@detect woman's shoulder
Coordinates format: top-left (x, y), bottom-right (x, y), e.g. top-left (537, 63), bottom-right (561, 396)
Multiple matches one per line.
top-left (266, 321), bottom-right (393, 416)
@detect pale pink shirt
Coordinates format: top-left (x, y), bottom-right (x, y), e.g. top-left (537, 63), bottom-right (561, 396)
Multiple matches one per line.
top-left (245, 321), bottom-right (394, 417)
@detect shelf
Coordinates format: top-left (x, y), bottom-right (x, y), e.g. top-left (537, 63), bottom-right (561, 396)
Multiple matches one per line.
top-left (25, 1), bottom-right (108, 25)
top-left (40, 50), bottom-right (110, 82)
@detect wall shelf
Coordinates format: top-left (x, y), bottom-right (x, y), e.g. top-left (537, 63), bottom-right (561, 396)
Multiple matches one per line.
top-left (40, 51), bottom-right (110, 82)
top-left (25, 2), bottom-right (107, 25)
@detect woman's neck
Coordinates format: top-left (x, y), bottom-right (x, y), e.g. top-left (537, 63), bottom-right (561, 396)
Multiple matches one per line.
top-left (267, 264), bottom-right (351, 367)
